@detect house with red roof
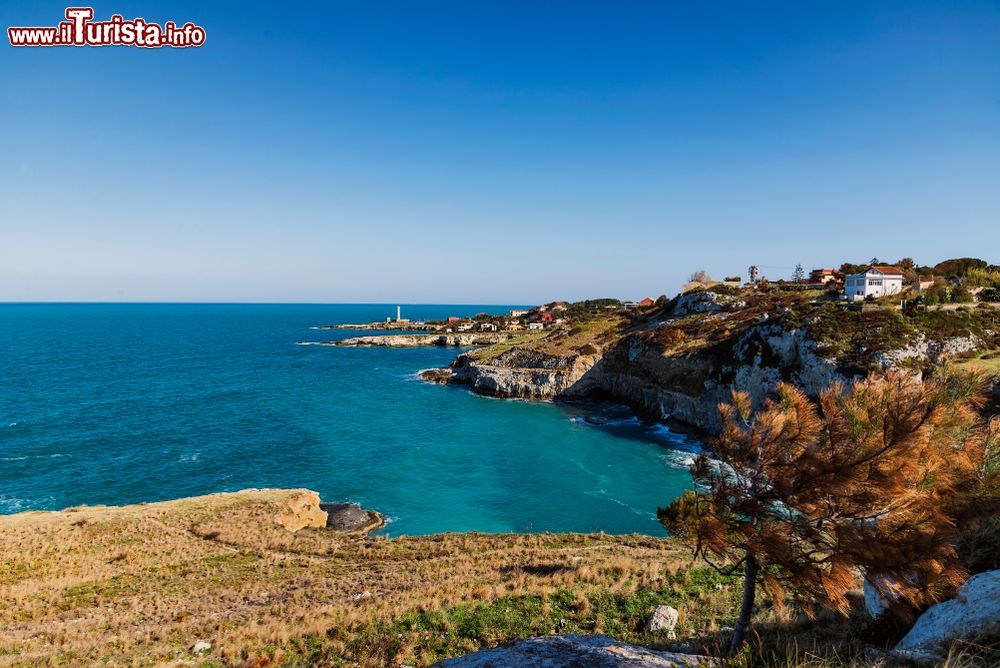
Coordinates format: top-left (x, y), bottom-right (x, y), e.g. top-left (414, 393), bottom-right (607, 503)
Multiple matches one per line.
top-left (809, 268), bottom-right (841, 285)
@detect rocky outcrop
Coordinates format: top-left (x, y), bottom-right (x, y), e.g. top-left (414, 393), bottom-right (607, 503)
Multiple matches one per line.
top-left (564, 321), bottom-right (844, 431)
top-left (434, 350), bottom-right (602, 400)
top-left (429, 319), bottom-right (844, 432)
top-left (276, 490), bottom-right (328, 532)
top-left (673, 291), bottom-right (724, 316)
top-left (875, 334), bottom-right (980, 368)
top-left (435, 634), bottom-right (711, 667)
top-left (892, 570), bottom-right (1000, 665)
top-left (319, 502), bottom-right (383, 533)
top-left (314, 333), bottom-right (517, 348)
top-left (417, 297), bottom-right (998, 433)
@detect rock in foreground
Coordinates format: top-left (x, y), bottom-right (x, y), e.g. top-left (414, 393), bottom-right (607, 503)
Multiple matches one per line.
top-left (435, 634), bottom-right (710, 667)
top-left (892, 569), bottom-right (1000, 664)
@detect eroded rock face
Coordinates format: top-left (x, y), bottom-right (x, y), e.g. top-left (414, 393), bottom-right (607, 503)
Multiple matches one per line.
top-left (447, 352), bottom-right (601, 401)
top-left (425, 313), bottom-right (985, 433)
top-left (276, 490), bottom-right (327, 533)
top-left (673, 291), bottom-right (722, 316)
top-left (434, 634), bottom-right (711, 667)
top-left (893, 570), bottom-right (1000, 664)
top-left (875, 334), bottom-right (979, 368)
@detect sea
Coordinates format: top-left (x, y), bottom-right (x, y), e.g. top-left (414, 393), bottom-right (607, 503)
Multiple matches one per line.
top-left (0, 303), bottom-right (699, 536)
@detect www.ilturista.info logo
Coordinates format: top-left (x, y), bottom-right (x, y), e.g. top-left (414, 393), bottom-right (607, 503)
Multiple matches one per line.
top-left (8, 7), bottom-right (205, 48)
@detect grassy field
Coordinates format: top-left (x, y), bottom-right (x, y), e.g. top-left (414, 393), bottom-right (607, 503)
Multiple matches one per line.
top-left (3, 490), bottom-right (995, 667)
top-left (0, 490), bottom-right (743, 667)
top-left (953, 350), bottom-right (1000, 377)
top-left (470, 317), bottom-right (624, 364)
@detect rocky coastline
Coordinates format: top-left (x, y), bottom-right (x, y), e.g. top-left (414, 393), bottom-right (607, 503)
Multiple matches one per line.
top-left (419, 292), bottom-right (998, 433)
top-left (299, 332), bottom-right (519, 348)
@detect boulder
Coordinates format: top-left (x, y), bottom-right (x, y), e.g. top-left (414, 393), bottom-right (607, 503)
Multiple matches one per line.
top-left (320, 502), bottom-right (383, 532)
top-left (644, 605), bottom-right (679, 638)
top-left (190, 640), bottom-right (211, 653)
top-left (276, 490), bottom-right (328, 533)
top-left (434, 634), bottom-right (710, 667)
top-left (892, 570), bottom-right (1000, 664)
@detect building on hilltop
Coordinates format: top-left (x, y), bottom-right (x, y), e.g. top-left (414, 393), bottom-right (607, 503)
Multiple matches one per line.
top-left (809, 268), bottom-right (841, 285)
top-left (638, 297), bottom-right (656, 308)
top-left (843, 266), bottom-right (904, 301)
top-left (509, 309), bottom-right (529, 317)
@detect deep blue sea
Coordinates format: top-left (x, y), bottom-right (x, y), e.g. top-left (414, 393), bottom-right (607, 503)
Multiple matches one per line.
top-left (0, 304), bottom-right (698, 536)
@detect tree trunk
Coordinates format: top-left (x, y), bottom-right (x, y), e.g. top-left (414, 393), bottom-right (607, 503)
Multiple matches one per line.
top-left (729, 554), bottom-right (758, 655)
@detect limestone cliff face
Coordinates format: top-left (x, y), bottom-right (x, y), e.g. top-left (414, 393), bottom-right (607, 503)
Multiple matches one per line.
top-left (565, 320), bottom-right (844, 431)
top-left (427, 312), bottom-right (984, 433)
top-left (446, 351), bottom-right (602, 400)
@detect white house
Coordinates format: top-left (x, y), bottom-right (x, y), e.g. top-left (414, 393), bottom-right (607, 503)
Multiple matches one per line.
top-left (480, 322), bottom-right (498, 332)
top-left (527, 322), bottom-right (545, 330)
top-left (843, 266), bottom-right (905, 301)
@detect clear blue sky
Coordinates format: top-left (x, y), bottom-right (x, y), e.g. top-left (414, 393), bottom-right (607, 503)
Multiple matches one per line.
top-left (1, 1), bottom-right (998, 303)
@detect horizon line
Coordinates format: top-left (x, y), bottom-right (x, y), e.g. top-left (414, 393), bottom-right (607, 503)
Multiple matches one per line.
top-left (0, 300), bottom-right (545, 306)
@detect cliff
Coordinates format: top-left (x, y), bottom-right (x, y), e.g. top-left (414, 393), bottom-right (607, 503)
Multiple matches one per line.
top-left (424, 291), bottom-right (1000, 432)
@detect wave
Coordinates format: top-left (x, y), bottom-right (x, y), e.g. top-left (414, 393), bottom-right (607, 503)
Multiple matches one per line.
top-left (584, 488), bottom-right (658, 521)
top-left (1, 453), bottom-right (68, 462)
top-left (0, 494), bottom-right (54, 513)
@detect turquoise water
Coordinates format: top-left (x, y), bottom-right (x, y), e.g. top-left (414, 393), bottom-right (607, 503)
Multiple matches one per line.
top-left (0, 304), bottom-right (697, 536)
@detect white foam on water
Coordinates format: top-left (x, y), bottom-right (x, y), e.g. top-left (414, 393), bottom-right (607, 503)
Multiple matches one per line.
top-left (585, 488), bottom-right (657, 521)
top-left (0, 494), bottom-right (54, 513)
top-left (1, 453), bottom-right (68, 462)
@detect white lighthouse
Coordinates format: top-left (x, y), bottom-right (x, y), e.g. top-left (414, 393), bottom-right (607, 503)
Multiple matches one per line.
top-left (396, 305), bottom-right (401, 322)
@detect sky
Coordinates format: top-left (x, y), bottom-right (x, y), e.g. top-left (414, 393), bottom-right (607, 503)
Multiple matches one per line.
top-left (1, 1), bottom-right (998, 303)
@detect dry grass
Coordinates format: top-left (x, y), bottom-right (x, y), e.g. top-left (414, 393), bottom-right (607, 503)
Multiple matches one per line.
top-left (952, 350), bottom-right (1000, 377)
top-left (0, 489), bottom-right (727, 667)
top-left (470, 318), bottom-right (623, 364)
top-left (3, 490), bottom-right (996, 667)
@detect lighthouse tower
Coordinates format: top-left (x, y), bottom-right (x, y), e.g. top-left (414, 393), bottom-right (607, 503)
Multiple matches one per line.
top-left (396, 305), bottom-right (401, 322)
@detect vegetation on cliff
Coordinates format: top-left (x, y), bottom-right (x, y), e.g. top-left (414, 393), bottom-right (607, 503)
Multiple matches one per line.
top-left (430, 289), bottom-right (1000, 425)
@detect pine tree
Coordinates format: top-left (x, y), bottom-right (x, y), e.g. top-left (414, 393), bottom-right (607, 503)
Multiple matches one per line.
top-left (659, 371), bottom-right (993, 654)
top-left (792, 264), bottom-right (805, 283)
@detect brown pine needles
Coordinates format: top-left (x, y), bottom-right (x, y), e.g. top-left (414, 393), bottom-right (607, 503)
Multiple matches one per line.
top-left (659, 370), bottom-right (996, 654)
